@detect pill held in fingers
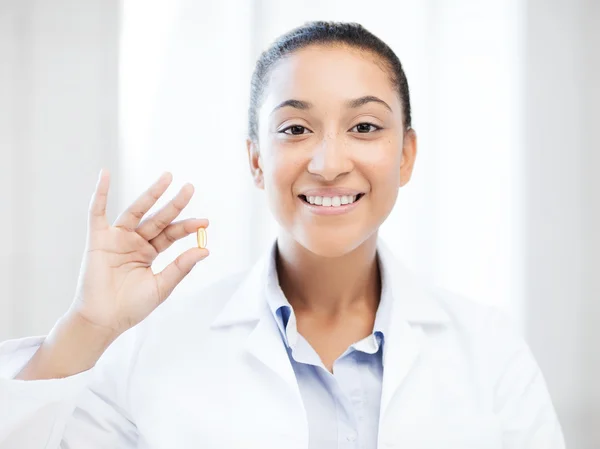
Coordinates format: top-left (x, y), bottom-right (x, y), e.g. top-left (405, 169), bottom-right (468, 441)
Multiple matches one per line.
top-left (197, 227), bottom-right (207, 249)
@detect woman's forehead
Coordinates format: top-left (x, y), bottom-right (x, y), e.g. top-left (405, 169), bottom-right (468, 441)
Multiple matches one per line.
top-left (261, 45), bottom-right (401, 114)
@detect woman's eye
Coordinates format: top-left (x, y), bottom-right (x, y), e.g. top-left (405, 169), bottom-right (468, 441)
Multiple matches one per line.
top-left (351, 123), bottom-right (381, 133)
top-left (281, 125), bottom-right (311, 135)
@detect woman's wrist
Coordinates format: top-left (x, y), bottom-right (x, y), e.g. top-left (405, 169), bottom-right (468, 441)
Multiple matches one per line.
top-left (15, 311), bottom-right (119, 381)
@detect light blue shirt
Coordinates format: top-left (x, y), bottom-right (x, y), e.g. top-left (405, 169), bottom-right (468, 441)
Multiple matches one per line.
top-left (265, 244), bottom-right (393, 449)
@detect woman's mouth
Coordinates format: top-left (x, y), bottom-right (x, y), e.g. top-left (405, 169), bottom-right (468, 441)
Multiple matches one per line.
top-left (298, 193), bottom-right (365, 215)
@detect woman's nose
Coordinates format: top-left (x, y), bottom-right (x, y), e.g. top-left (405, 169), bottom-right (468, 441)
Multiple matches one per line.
top-left (306, 136), bottom-right (353, 181)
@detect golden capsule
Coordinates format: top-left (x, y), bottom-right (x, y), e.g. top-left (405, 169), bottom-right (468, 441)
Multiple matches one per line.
top-left (196, 227), bottom-right (207, 249)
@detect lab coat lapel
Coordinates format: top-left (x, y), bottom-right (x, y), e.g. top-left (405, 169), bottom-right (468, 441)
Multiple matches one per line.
top-left (244, 303), bottom-right (300, 393)
top-left (211, 248), bottom-right (308, 445)
top-left (210, 247), bottom-right (305, 406)
top-left (376, 241), bottom-right (450, 424)
top-left (379, 318), bottom-right (424, 424)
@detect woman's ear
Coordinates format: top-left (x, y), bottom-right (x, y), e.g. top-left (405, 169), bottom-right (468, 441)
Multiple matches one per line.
top-left (246, 139), bottom-right (264, 190)
top-left (399, 128), bottom-right (417, 187)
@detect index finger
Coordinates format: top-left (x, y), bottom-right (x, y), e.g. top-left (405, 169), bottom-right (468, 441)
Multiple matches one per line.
top-left (113, 172), bottom-right (173, 231)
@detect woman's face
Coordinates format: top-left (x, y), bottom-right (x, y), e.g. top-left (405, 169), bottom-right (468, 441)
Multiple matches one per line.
top-left (248, 44), bottom-right (417, 257)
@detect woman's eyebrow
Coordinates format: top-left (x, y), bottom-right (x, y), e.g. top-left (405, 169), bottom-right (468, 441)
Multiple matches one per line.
top-left (270, 99), bottom-right (313, 116)
top-left (269, 96), bottom-right (392, 116)
top-left (346, 95), bottom-right (392, 112)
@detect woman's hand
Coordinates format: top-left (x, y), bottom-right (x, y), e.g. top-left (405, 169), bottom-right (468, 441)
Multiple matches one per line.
top-left (69, 170), bottom-right (209, 339)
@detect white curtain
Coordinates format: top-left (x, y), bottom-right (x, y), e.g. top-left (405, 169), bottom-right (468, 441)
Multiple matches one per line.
top-left (120, 0), bottom-right (259, 299)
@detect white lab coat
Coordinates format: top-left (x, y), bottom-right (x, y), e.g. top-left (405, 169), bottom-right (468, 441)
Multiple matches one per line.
top-left (0, 242), bottom-right (565, 449)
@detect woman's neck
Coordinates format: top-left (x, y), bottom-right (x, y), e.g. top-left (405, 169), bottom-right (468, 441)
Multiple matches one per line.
top-left (275, 233), bottom-right (381, 318)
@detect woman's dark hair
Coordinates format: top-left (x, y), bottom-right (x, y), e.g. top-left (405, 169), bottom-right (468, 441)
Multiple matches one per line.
top-left (247, 21), bottom-right (412, 143)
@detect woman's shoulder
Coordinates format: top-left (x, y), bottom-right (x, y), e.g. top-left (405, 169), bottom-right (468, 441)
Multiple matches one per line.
top-left (144, 269), bottom-right (250, 330)
top-left (428, 284), bottom-right (520, 338)
top-left (425, 284), bottom-right (532, 373)
top-left (106, 270), bottom-right (252, 368)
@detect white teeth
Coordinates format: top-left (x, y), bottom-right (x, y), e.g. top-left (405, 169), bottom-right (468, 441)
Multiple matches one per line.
top-left (305, 195), bottom-right (361, 207)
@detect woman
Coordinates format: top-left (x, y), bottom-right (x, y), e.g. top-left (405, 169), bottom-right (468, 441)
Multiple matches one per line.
top-left (0, 22), bottom-right (564, 448)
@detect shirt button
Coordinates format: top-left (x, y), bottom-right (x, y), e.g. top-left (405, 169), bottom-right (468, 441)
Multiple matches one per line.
top-left (346, 433), bottom-right (357, 442)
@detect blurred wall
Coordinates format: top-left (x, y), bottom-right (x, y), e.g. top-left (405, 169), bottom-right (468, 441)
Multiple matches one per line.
top-left (524, 0), bottom-right (600, 447)
top-left (0, 0), bottom-right (120, 339)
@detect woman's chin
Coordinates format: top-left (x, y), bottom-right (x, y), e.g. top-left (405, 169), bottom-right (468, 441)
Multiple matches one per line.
top-left (296, 231), bottom-right (371, 258)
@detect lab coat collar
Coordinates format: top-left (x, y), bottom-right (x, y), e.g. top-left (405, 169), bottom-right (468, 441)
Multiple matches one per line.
top-left (211, 238), bottom-right (450, 328)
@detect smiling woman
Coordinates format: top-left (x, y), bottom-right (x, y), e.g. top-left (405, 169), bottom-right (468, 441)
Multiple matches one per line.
top-left (247, 26), bottom-right (415, 261)
top-left (0, 21), bottom-right (565, 449)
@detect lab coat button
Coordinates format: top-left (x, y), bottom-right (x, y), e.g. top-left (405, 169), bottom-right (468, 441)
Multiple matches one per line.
top-left (346, 433), bottom-right (357, 442)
